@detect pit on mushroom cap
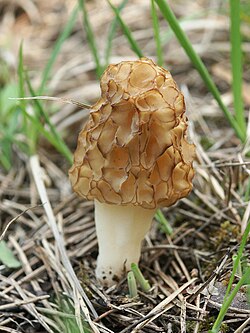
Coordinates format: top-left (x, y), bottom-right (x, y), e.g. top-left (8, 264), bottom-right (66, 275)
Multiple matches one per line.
top-left (69, 58), bottom-right (195, 286)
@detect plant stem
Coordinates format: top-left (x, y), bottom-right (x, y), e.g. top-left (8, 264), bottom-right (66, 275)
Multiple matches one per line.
top-left (230, 0), bottom-right (246, 134)
top-left (154, 0), bottom-right (246, 142)
top-left (127, 271), bottom-right (138, 298)
top-left (224, 220), bottom-right (250, 300)
top-left (94, 200), bottom-right (155, 286)
top-left (151, 0), bottom-right (163, 66)
top-left (78, 0), bottom-right (103, 78)
top-left (131, 263), bottom-right (151, 292)
top-left (108, 0), bottom-right (143, 58)
top-left (209, 266), bottom-right (250, 333)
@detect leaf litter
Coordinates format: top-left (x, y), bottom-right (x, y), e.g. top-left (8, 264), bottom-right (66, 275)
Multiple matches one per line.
top-left (0, 0), bottom-right (250, 332)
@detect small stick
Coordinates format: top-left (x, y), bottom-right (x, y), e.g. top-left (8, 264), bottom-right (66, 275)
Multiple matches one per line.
top-left (0, 295), bottom-right (50, 311)
top-left (0, 204), bottom-right (43, 242)
top-left (180, 298), bottom-right (186, 333)
top-left (234, 317), bottom-right (250, 333)
top-left (9, 96), bottom-right (92, 109)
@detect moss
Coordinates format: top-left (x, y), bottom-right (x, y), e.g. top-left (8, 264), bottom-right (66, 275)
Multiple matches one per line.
top-left (186, 316), bottom-right (215, 333)
top-left (211, 220), bottom-right (240, 250)
top-left (186, 316), bottom-right (230, 333)
top-left (220, 323), bottom-right (230, 332)
top-left (200, 136), bottom-right (215, 150)
top-left (186, 320), bottom-right (197, 332)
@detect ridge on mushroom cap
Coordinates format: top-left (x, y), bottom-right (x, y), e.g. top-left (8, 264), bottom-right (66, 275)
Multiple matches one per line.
top-left (69, 58), bottom-right (195, 209)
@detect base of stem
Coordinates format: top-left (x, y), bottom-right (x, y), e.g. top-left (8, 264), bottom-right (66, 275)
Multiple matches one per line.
top-left (94, 200), bottom-right (156, 286)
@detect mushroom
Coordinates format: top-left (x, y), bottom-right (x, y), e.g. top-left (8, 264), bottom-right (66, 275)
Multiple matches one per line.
top-left (69, 58), bottom-right (195, 286)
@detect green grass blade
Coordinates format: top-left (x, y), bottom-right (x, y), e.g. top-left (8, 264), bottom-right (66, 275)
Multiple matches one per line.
top-left (17, 43), bottom-right (25, 101)
top-left (22, 110), bottom-right (70, 159)
top-left (154, 0), bottom-right (246, 143)
top-left (104, 0), bottom-right (129, 67)
top-left (0, 240), bottom-right (21, 268)
top-left (230, 0), bottom-right (246, 133)
top-left (78, 0), bottom-right (103, 78)
top-left (209, 266), bottom-right (250, 333)
top-left (224, 220), bottom-right (250, 300)
top-left (155, 209), bottom-right (173, 235)
top-left (26, 73), bottom-right (73, 163)
top-left (0, 152), bottom-right (12, 170)
top-left (0, 134), bottom-right (13, 171)
top-left (39, 5), bottom-right (79, 94)
top-left (151, 0), bottom-right (163, 66)
top-left (244, 178), bottom-right (250, 202)
top-left (209, 220), bottom-right (250, 332)
top-left (127, 271), bottom-right (138, 298)
top-left (18, 43), bottom-right (37, 154)
top-left (108, 0), bottom-right (143, 58)
top-left (131, 263), bottom-right (151, 292)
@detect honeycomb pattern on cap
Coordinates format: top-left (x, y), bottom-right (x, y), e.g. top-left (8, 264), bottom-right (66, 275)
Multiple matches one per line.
top-left (69, 58), bottom-right (195, 209)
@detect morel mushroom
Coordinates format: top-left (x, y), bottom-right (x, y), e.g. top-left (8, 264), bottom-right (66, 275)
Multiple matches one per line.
top-left (69, 58), bottom-right (195, 286)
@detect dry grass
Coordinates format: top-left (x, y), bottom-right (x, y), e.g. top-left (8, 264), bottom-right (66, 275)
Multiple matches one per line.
top-left (0, 0), bottom-right (250, 332)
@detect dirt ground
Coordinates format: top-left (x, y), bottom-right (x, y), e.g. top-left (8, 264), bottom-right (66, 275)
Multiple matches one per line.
top-left (0, 0), bottom-right (250, 332)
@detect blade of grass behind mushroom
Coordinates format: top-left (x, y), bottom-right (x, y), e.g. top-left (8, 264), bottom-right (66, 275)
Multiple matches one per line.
top-left (26, 74), bottom-right (73, 163)
top-left (229, 0), bottom-right (246, 134)
top-left (18, 44), bottom-right (39, 156)
top-left (108, 0), bottom-right (144, 58)
top-left (154, 0), bottom-right (247, 143)
top-left (104, 0), bottom-right (129, 67)
top-left (78, 0), bottom-right (103, 78)
top-left (38, 5), bottom-right (79, 95)
top-left (150, 0), bottom-right (163, 66)
top-left (16, 44), bottom-right (74, 164)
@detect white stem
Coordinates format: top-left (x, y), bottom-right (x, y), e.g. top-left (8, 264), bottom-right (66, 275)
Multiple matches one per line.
top-left (94, 200), bottom-right (156, 286)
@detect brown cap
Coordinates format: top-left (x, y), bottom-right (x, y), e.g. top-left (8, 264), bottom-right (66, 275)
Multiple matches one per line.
top-left (69, 58), bottom-right (195, 209)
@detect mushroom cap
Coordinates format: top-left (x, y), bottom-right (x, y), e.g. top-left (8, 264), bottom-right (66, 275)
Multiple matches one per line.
top-left (69, 58), bottom-right (195, 209)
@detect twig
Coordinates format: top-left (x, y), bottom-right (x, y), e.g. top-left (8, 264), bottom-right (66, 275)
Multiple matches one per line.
top-left (0, 204), bottom-right (43, 242)
top-left (29, 154), bottom-right (99, 332)
top-left (0, 326), bottom-right (20, 333)
top-left (131, 278), bottom-right (197, 332)
top-left (180, 298), bottom-right (186, 333)
top-left (167, 235), bottom-right (191, 281)
top-left (1, 266), bottom-right (46, 296)
top-left (241, 199), bottom-right (250, 234)
top-left (9, 96), bottom-right (92, 109)
top-left (188, 249), bottom-right (231, 303)
top-left (0, 295), bottom-right (50, 311)
top-left (0, 274), bottom-right (53, 332)
top-left (234, 317), bottom-right (250, 333)
top-left (204, 161), bottom-right (250, 168)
